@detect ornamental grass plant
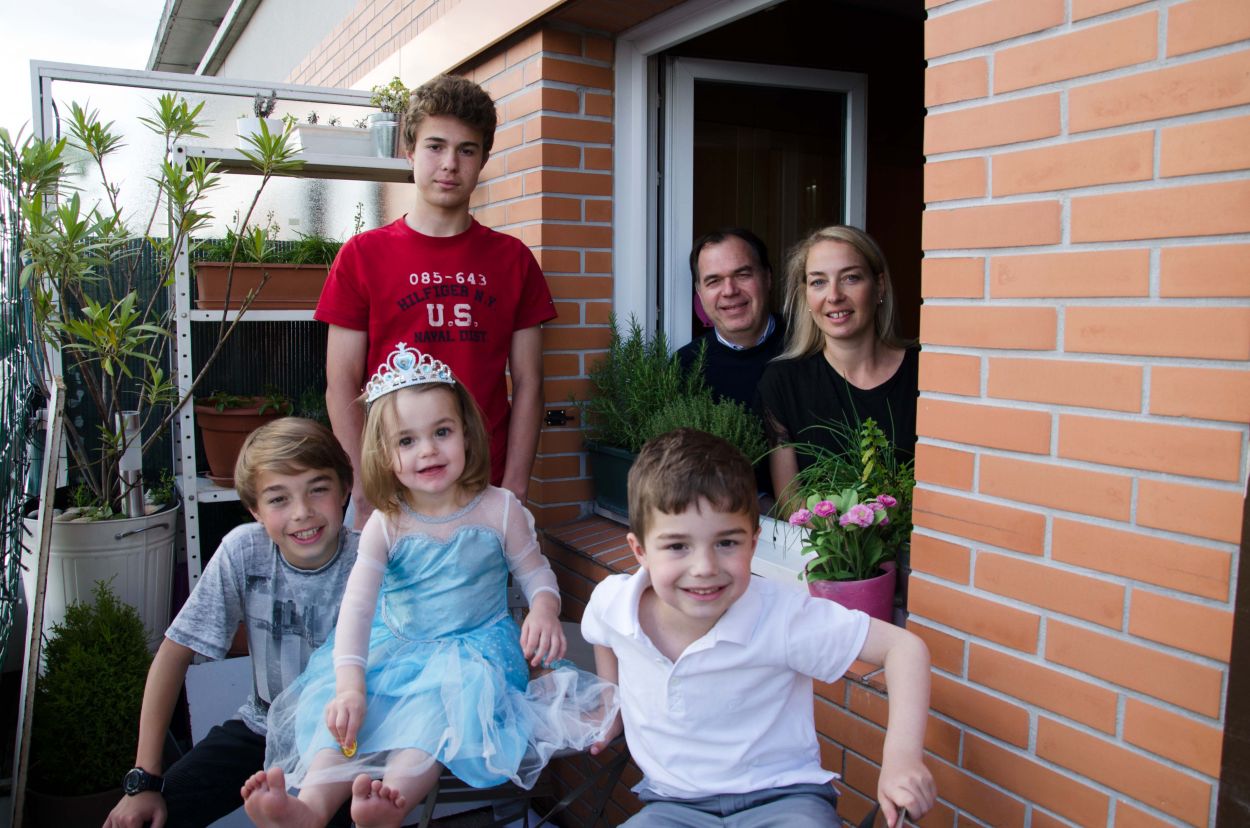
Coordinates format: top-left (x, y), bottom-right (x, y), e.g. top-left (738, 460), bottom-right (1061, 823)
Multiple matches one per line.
top-left (581, 314), bottom-right (770, 464)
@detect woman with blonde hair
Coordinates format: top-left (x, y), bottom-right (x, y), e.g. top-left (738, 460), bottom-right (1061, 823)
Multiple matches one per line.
top-left (757, 225), bottom-right (918, 504)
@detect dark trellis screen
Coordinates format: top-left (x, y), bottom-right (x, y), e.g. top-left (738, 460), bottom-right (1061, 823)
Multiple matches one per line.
top-left (0, 152), bottom-right (39, 666)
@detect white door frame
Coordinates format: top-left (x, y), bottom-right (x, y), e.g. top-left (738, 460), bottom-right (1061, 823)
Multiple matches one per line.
top-left (612, 0), bottom-right (867, 342)
top-left (662, 57), bottom-right (867, 346)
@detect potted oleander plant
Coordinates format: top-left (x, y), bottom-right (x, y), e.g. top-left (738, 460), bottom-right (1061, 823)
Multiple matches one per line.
top-left (781, 418), bottom-right (915, 622)
top-left (2, 91), bottom-right (300, 642)
top-left (25, 581), bottom-right (152, 826)
top-left (194, 389), bottom-right (293, 487)
top-left (580, 315), bottom-right (765, 516)
top-left (368, 75), bottom-right (410, 157)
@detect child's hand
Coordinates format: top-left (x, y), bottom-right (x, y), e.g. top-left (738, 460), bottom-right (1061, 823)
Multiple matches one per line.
top-left (588, 711), bottom-right (623, 756)
top-left (878, 754), bottom-right (935, 826)
top-left (325, 688), bottom-right (367, 751)
top-left (520, 600), bottom-right (566, 667)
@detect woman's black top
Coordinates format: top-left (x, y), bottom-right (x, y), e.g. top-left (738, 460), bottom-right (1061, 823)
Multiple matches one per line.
top-left (756, 345), bottom-right (919, 474)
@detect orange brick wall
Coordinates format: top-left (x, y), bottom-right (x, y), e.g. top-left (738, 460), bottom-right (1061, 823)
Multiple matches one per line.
top-left (912, 0), bottom-right (1248, 825)
top-left (456, 25), bottom-right (615, 530)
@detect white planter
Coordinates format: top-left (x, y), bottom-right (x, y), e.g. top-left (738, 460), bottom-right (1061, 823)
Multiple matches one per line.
top-left (752, 515), bottom-right (813, 592)
top-left (291, 124), bottom-right (373, 156)
top-left (235, 117), bottom-right (285, 150)
top-left (22, 504), bottom-right (179, 650)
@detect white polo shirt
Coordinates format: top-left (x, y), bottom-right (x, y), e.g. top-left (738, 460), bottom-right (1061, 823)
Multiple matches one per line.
top-left (582, 570), bottom-right (869, 799)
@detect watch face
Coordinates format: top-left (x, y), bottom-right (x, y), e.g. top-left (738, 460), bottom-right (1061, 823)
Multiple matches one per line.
top-left (123, 768), bottom-right (148, 795)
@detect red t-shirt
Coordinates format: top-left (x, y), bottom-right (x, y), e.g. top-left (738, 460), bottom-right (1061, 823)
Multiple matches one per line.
top-left (315, 218), bottom-right (556, 483)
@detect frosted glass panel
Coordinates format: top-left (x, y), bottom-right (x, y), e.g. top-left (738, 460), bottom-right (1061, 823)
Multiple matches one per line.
top-left (49, 80), bottom-right (411, 242)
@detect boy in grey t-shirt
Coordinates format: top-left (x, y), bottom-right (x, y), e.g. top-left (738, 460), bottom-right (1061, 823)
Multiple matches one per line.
top-left (105, 419), bottom-right (358, 828)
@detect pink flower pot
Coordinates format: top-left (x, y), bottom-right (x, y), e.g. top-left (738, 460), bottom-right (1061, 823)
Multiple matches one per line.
top-left (807, 562), bottom-right (897, 623)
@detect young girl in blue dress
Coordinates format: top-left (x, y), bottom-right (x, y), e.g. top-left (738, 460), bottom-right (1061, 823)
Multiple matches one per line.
top-left (242, 344), bottom-right (619, 828)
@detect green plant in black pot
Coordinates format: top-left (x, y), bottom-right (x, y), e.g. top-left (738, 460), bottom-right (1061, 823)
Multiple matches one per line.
top-left (644, 393), bottom-right (768, 465)
top-left (29, 580), bottom-right (151, 797)
top-left (581, 314), bottom-right (707, 454)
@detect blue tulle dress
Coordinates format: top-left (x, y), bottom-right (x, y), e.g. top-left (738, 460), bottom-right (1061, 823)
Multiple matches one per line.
top-left (264, 487), bottom-right (619, 790)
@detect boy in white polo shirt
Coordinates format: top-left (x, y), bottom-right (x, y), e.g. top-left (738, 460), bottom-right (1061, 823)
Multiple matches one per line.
top-left (582, 428), bottom-right (935, 827)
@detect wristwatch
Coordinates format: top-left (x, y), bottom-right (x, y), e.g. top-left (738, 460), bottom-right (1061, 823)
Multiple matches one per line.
top-left (122, 766), bottom-right (164, 796)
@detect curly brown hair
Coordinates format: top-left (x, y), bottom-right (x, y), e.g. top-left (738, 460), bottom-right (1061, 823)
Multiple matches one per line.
top-left (402, 74), bottom-right (498, 159)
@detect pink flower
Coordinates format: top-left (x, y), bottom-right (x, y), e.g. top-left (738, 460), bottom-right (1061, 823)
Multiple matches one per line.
top-left (813, 500), bottom-right (837, 518)
top-left (867, 501), bottom-right (884, 512)
top-left (838, 504), bottom-right (875, 528)
top-left (877, 494), bottom-right (897, 508)
top-left (789, 508), bottom-right (813, 526)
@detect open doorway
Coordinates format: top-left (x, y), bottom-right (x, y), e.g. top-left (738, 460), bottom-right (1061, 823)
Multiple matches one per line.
top-left (663, 59), bottom-right (866, 339)
top-left (617, 0), bottom-right (924, 346)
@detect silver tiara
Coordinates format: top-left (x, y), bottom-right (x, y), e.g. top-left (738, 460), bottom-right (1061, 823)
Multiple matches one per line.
top-left (364, 342), bottom-right (455, 405)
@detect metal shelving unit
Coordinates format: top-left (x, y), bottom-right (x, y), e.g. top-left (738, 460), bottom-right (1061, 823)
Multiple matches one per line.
top-left (178, 145), bottom-right (411, 182)
top-left (171, 144), bottom-right (404, 583)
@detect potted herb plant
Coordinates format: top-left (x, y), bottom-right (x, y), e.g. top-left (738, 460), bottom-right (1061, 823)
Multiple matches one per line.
top-left (194, 389), bottom-right (293, 486)
top-left (25, 581), bottom-right (152, 827)
top-left (193, 220), bottom-right (342, 310)
top-left (580, 315), bottom-right (765, 515)
top-left (368, 75), bottom-right (410, 157)
top-left (780, 418), bottom-right (915, 622)
top-left (3, 92), bottom-right (300, 641)
top-left (236, 89), bottom-right (284, 149)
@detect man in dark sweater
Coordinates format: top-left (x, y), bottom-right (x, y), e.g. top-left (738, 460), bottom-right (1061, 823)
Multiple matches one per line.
top-left (677, 228), bottom-right (786, 409)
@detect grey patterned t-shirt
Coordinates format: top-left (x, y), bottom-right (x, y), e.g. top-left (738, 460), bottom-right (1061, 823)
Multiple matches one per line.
top-left (166, 522), bottom-right (359, 735)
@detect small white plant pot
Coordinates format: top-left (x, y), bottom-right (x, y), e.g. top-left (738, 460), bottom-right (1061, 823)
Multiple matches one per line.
top-left (236, 117), bottom-right (285, 149)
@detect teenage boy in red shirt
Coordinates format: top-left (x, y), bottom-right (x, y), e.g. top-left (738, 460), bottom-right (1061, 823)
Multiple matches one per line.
top-left (317, 75), bottom-right (555, 529)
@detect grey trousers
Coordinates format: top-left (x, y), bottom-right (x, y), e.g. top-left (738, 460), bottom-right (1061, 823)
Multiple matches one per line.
top-left (621, 783), bottom-right (839, 827)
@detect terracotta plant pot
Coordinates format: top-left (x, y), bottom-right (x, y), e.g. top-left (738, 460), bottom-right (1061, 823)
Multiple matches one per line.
top-left (807, 562), bottom-right (897, 623)
top-left (194, 262), bottom-right (329, 310)
top-left (195, 400), bottom-right (285, 486)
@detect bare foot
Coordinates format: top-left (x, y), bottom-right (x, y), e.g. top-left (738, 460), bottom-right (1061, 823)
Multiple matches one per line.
top-left (241, 768), bottom-right (322, 828)
top-left (350, 773), bottom-right (409, 828)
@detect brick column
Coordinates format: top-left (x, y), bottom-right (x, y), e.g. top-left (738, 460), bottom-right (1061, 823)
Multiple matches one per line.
top-left (459, 25), bottom-right (614, 528)
top-left (901, 0), bottom-right (1249, 825)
